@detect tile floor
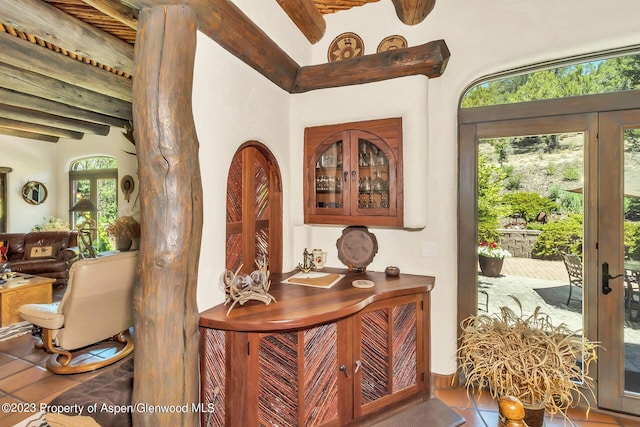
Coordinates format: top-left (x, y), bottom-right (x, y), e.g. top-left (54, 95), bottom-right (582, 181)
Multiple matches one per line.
top-left (0, 331), bottom-right (132, 426)
top-left (2, 285), bottom-right (640, 426)
top-left (434, 387), bottom-right (640, 427)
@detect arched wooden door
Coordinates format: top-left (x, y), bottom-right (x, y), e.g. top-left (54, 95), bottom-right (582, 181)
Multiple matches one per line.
top-left (226, 142), bottom-right (283, 274)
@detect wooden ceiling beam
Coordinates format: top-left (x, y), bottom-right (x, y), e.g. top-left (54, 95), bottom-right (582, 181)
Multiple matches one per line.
top-left (0, 0), bottom-right (134, 75)
top-left (81, 0), bottom-right (139, 30)
top-left (0, 127), bottom-right (59, 143)
top-left (0, 88), bottom-right (129, 128)
top-left (391, 0), bottom-right (436, 25)
top-left (276, 0), bottom-right (326, 44)
top-left (0, 62), bottom-right (132, 120)
top-left (0, 31), bottom-right (132, 102)
top-left (123, 0), bottom-right (299, 91)
top-left (0, 103), bottom-right (110, 135)
top-left (0, 117), bottom-right (83, 140)
top-left (292, 39), bottom-right (450, 93)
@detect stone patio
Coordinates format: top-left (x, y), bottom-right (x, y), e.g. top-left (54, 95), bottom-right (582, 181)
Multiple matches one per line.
top-left (479, 257), bottom-right (640, 384)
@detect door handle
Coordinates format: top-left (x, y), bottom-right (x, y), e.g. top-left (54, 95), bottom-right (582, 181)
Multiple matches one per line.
top-left (339, 364), bottom-right (349, 378)
top-left (602, 262), bottom-right (624, 295)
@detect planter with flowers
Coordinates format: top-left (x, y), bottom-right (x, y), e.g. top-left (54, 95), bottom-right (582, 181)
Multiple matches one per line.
top-left (478, 241), bottom-right (511, 277)
top-left (105, 216), bottom-right (140, 252)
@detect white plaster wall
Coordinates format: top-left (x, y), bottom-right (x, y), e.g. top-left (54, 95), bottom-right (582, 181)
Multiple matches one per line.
top-left (0, 129), bottom-right (139, 233)
top-left (0, 136), bottom-right (58, 232)
top-left (294, 0), bottom-right (640, 376)
top-left (55, 129), bottom-right (139, 218)
top-left (192, 32), bottom-right (292, 312)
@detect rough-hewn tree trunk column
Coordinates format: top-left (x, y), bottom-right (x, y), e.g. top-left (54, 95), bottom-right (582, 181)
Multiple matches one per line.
top-left (132, 5), bottom-right (202, 426)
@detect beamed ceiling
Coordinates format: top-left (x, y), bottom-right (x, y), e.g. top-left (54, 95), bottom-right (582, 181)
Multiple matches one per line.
top-left (0, 0), bottom-right (447, 143)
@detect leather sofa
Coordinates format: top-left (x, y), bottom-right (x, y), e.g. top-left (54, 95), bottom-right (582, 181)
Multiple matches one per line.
top-left (0, 231), bottom-right (79, 285)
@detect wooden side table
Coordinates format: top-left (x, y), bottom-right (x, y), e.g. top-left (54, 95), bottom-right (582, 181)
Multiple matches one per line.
top-left (0, 274), bottom-right (54, 326)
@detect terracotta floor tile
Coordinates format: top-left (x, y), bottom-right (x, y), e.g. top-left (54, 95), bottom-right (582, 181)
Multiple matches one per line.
top-left (0, 335), bottom-right (38, 357)
top-left (0, 359), bottom-right (33, 381)
top-left (21, 348), bottom-right (50, 366)
top-left (451, 407), bottom-right (485, 427)
top-left (0, 353), bottom-right (16, 365)
top-left (570, 421), bottom-right (620, 427)
top-left (479, 409), bottom-right (500, 425)
top-left (0, 365), bottom-right (50, 393)
top-left (474, 391), bottom-right (499, 411)
top-left (12, 374), bottom-right (78, 402)
top-left (434, 388), bottom-right (475, 409)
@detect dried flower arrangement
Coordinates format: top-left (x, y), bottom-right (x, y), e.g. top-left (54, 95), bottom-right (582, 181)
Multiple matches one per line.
top-left (457, 298), bottom-right (598, 421)
top-left (105, 216), bottom-right (140, 240)
top-left (219, 257), bottom-right (276, 315)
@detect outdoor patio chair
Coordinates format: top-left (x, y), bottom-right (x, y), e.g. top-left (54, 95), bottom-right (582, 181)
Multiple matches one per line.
top-left (562, 253), bottom-right (583, 306)
top-left (625, 270), bottom-right (640, 322)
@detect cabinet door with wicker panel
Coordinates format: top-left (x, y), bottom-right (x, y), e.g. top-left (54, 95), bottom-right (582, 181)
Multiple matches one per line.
top-left (353, 294), bottom-right (425, 418)
top-left (199, 294), bottom-right (426, 426)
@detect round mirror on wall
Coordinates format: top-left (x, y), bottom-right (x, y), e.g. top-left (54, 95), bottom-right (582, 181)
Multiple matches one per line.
top-left (22, 181), bottom-right (48, 205)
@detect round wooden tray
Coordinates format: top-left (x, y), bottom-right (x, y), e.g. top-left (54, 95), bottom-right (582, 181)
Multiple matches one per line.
top-left (336, 226), bottom-right (378, 271)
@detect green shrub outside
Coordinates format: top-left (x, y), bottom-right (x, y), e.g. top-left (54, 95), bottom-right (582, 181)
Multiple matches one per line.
top-left (503, 192), bottom-right (559, 222)
top-left (532, 214), bottom-right (583, 259)
top-left (478, 155), bottom-right (507, 244)
top-left (625, 221), bottom-right (640, 260)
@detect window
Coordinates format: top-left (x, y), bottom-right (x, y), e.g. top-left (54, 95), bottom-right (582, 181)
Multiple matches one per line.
top-left (461, 53), bottom-right (640, 108)
top-left (69, 157), bottom-right (118, 253)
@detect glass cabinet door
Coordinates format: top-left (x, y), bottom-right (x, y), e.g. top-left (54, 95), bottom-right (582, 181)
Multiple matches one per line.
top-left (354, 136), bottom-right (394, 216)
top-left (314, 140), bottom-right (345, 211)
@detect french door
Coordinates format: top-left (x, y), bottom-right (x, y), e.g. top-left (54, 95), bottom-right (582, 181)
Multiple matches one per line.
top-left (459, 98), bottom-right (640, 416)
top-left (598, 110), bottom-right (640, 414)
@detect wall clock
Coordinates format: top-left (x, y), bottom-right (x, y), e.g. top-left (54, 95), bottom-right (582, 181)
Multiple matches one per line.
top-left (336, 226), bottom-right (378, 271)
top-left (328, 32), bottom-right (364, 62)
top-left (377, 35), bottom-right (408, 53)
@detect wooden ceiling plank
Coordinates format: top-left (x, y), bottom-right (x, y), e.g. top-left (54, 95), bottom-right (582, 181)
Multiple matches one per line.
top-left (0, 127), bottom-right (59, 143)
top-left (276, 0), bottom-right (326, 44)
top-left (0, 116), bottom-right (84, 139)
top-left (391, 0), bottom-right (436, 25)
top-left (0, 87), bottom-right (128, 128)
top-left (123, 0), bottom-right (299, 92)
top-left (0, 62), bottom-right (132, 120)
top-left (0, 0), bottom-right (134, 75)
top-left (0, 103), bottom-right (110, 135)
top-left (292, 39), bottom-right (450, 93)
top-left (0, 31), bottom-right (132, 102)
top-left (80, 0), bottom-right (139, 30)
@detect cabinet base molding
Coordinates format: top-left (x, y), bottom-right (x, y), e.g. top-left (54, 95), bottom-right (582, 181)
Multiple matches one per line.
top-left (432, 372), bottom-right (459, 390)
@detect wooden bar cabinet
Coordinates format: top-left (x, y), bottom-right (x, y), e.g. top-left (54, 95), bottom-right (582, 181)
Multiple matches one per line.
top-left (199, 268), bottom-right (434, 426)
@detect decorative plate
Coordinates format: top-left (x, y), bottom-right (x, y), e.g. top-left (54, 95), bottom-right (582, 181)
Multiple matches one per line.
top-left (336, 226), bottom-right (378, 271)
top-left (352, 279), bottom-right (374, 288)
top-left (376, 35), bottom-right (408, 53)
top-left (328, 32), bottom-right (365, 62)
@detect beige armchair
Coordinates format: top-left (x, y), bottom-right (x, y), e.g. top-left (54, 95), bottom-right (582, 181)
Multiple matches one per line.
top-left (19, 251), bottom-right (138, 374)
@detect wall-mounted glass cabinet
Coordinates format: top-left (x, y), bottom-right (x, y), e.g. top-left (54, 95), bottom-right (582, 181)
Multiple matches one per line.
top-left (304, 118), bottom-right (403, 227)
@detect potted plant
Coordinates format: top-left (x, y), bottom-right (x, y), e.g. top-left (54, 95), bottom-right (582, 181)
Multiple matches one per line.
top-left (478, 241), bottom-right (511, 277)
top-left (457, 299), bottom-right (598, 426)
top-left (105, 216), bottom-right (140, 251)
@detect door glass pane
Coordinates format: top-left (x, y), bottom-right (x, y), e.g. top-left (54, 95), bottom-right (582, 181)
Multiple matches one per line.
top-left (315, 141), bottom-right (343, 209)
top-left (623, 128), bottom-right (640, 393)
top-left (478, 133), bottom-right (584, 338)
top-left (96, 178), bottom-right (117, 252)
top-left (358, 138), bottom-right (389, 211)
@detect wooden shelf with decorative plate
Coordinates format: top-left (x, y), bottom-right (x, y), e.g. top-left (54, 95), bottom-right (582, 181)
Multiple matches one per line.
top-left (199, 268), bottom-right (434, 426)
